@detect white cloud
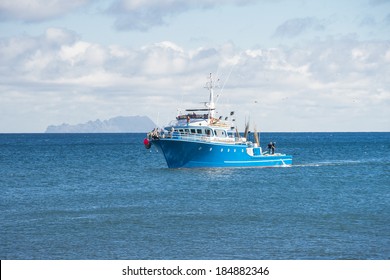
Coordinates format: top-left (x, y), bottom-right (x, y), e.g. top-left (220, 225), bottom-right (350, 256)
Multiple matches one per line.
top-left (45, 27), bottom-right (78, 45)
top-left (0, 0), bottom-right (90, 22)
top-left (0, 29), bottom-right (389, 132)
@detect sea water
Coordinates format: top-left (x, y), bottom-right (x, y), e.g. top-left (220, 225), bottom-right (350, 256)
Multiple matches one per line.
top-left (1, 133), bottom-right (389, 259)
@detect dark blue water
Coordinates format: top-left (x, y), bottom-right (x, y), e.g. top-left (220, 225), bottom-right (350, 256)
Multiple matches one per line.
top-left (1, 133), bottom-right (389, 259)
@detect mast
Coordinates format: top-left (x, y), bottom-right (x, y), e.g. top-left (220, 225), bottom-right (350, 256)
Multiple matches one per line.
top-left (205, 73), bottom-right (216, 120)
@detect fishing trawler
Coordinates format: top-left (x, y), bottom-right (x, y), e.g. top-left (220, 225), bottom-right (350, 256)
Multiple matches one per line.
top-left (144, 74), bottom-right (292, 168)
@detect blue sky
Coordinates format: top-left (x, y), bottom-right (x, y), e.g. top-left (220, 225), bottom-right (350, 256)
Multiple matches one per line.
top-left (0, 0), bottom-right (389, 132)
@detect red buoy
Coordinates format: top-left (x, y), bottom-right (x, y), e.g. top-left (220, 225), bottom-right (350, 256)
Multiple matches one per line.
top-left (143, 138), bottom-right (151, 149)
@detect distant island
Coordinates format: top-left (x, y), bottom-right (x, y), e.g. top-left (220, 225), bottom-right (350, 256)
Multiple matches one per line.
top-left (45, 116), bottom-right (156, 133)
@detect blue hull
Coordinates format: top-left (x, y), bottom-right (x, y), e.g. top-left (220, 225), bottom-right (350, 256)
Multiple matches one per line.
top-left (151, 138), bottom-right (292, 168)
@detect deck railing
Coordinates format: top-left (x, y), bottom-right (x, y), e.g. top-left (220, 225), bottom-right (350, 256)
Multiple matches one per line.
top-left (160, 131), bottom-right (244, 144)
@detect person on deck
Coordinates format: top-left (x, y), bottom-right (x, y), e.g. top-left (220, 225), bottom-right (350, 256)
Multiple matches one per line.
top-left (271, 142), bottom-right (276, 154)
top-left (268, 142), bottom-right (273, 154)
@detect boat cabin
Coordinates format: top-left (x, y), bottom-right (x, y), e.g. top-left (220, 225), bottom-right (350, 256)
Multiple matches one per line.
top-left (159, 124), bottom-right (243, 145)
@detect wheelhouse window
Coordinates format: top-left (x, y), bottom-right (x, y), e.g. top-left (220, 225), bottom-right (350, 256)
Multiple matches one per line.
top-left (205, 129), bottom-right (213, 136)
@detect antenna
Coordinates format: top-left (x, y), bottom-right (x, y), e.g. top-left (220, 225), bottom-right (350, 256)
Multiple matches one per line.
top-left (215, 64), bottom-right (235, 104)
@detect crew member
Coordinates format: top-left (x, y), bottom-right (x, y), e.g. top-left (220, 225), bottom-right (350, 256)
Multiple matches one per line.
top-left (267, 142), bottom-right (273, 154)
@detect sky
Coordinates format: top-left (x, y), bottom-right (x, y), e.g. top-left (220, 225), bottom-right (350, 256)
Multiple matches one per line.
top-left (0, 0), bottom-right (389, 132)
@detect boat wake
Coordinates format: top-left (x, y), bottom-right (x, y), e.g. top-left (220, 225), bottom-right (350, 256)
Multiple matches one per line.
top-left (294, 160), bottom-right (364, 167)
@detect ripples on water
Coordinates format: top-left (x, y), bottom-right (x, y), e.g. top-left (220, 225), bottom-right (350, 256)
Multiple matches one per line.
top-left (1, 133), bottom-right (389, 259)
